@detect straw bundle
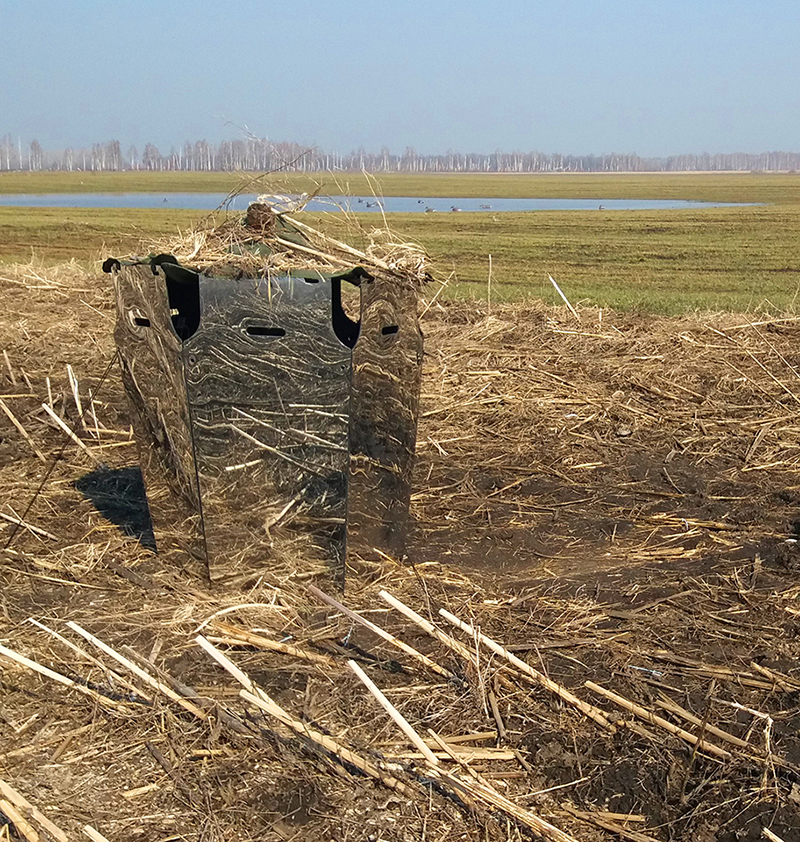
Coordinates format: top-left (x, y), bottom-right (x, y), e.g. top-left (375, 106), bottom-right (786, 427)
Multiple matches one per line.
top-left (147, 198), bottom-right (432, 285)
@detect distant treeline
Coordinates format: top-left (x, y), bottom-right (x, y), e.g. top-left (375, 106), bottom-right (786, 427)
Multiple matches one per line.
top-left (2, 135), bottom-right (800, 173)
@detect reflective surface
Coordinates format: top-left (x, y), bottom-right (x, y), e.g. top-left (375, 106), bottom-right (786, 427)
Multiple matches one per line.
top-left (184, 274), bottom-right (351, 579)
top-left (113, 265), bottom-right (207, 569)
top-left (114, 260), bottom-right (423, 583)
top-left (2, 193), bottom-right (752, 212)
top-left (347, 275), bottom-right (424, 565)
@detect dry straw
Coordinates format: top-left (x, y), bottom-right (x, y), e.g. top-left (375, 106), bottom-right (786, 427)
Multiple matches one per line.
top-left (3, 247), bottom-right (800, 840)
top-left (147, 195), bottom-right (432, 287)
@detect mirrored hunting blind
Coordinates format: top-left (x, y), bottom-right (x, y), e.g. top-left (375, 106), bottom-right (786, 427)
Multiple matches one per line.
top-left (107, 205), bottom-right (424, 583)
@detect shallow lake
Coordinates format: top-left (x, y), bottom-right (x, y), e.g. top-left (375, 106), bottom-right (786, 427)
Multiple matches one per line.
top-left (0, 193), bottom-right (751, 212)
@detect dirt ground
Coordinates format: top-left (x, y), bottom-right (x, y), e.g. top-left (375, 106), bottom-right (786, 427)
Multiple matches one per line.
top-left (2, 260), bottom-right (800, 841)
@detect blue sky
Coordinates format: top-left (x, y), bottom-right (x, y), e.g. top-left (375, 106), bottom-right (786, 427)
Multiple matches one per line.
top-left (1, 0), bottom-right (798, 156)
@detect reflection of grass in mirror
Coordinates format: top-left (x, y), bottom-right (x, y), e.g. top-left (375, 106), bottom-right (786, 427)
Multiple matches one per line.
top-left (3, 199), bottom-right (800, 315)
top-left (338, 279), bottom-right (362, 322)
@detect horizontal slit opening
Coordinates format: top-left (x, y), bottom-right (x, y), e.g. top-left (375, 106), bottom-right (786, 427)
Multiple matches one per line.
top-left (133, 317), bottom-right (151, 327)
top-left (246, 326), bottom-right (286, 337)
top-left (381, 324), bottom-right (399, 336)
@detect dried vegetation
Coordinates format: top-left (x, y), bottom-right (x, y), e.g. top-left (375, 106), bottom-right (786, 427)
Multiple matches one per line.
top-left (149, 199), bottom-right (432, 285)
top-left (1, 255), bottom-right (800, 842)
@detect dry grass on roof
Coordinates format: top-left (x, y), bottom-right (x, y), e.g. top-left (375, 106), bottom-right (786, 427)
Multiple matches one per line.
top-left (143, 199), bottom-right (433, 285)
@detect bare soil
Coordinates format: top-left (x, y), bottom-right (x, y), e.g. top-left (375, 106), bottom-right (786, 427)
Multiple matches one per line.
top-left (2, 261), bottom-right (800, 841)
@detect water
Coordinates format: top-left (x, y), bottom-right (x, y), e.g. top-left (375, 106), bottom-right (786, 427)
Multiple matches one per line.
top-left (0, 192), bottom-right (750, 212)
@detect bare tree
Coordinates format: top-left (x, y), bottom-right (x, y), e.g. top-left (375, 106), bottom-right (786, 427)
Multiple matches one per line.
top-left (29, 139), bottom-right (43, 171)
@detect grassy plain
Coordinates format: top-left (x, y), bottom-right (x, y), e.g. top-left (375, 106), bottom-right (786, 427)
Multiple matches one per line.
top-left (0, 206), bottom-right (200, 262)
top-left (393, 205), bottom-right (800, 312)
top-left (1, 172), bottom-right (800, 313)
top-left (3, 169), bottom-right (800, 203)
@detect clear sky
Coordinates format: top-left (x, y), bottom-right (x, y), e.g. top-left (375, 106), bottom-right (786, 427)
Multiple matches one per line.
top-left (2, 0), bottom-right (798, 157)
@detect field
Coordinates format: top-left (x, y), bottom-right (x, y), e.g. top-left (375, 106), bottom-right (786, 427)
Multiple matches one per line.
top-left (2, 170), bottom-right (800, 203)
top-left (2, 259), bottom-right (800, 840)
top-left (2, 176), bottom-right (800, 841)
top-left (2, 172), bottom-right (800, 313)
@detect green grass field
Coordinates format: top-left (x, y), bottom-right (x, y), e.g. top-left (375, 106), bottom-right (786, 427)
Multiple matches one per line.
top-left (393, 205), bottom-right (800, 313)
top-left (1, 172), bottom-right (800, 314)
top-left (3, 169), bottom-right (800, 203)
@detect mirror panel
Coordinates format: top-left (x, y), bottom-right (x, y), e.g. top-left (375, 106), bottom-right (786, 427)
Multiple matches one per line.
top-left (113, 265), bottom-right (207, 569)
top-left (347, 276), bottom-right (424, 564)
top-left (183, 275), bottom-right (352, 581)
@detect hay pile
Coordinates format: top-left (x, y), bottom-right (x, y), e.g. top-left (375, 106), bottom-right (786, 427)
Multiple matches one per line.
top-left (2, 260), bottom-right (800, 841)
top-left (147, 198), bottom-right (432, 284)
